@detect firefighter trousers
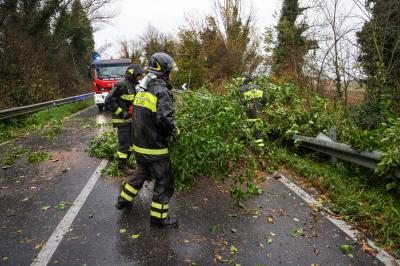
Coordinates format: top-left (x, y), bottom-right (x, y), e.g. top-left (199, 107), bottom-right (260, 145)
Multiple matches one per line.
top-left (119, 159), bottom-right (174, 220)
top-left (247, 118), bottom-right (265, 149)
top-left (116, 124), bottom-right (132, 160)
top-left (253, 129), bottom-right (265, 148)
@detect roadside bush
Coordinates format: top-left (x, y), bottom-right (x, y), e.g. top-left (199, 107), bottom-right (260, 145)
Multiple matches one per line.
top-left (254, 77), bottom-right (341, 140)
top-left (225, 76), bottom-right (400, 194)
top-left (351, 100), bottom-right (388, 130)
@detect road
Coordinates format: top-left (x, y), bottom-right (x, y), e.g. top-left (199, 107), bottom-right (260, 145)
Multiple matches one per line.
top-left (0, 105), bottom-right (388, 265)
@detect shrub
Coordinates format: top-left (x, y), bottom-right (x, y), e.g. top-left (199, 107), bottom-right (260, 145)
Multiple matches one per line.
top-left (230, 76), bottom-right (400, 194)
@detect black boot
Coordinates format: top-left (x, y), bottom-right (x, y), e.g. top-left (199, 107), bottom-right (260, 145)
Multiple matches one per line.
top-left (115, 196), bottom-right (132, 210)
top-left (262, 145), bottom-right (269, 154)
top-left (150, 217), bottom-right (179, 228)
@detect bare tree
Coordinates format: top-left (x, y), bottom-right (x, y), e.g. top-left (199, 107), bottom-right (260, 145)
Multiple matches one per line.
top-left (118, 39), bottom-right (130, 59)
top-left (96, 41), bottom-right (112, 53)
top-left (140, 24), bottom-right (176, 62)
top-left (129, 40), bottom-right (143, 64)
top-left (210, 0), bottom-right (261, 76)
top-left (81, 0), bottom-right (117, 29)
top-left (305, 0), bottom-right (364, 105)
top-left (117, 38), bottom-right (144, 64)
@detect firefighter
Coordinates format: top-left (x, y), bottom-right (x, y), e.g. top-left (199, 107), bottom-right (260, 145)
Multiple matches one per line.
top-left (239, 73), bottom-right (268, 152)
top-left (115, 52), bottom-right (179, 229)
top-left (105, 64), bottom-right (144, 174)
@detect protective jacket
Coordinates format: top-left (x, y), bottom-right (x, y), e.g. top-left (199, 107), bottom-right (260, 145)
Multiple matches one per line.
top-left (239, 83), bottom-right (267, 120)
top-left (105, 78), bottom-right (136, 126)
top-left (131, 76), bottom-right (176, 162)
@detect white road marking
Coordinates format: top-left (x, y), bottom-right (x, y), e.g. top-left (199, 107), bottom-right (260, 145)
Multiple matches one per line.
top-left (279, 174), bottom-right (399, 266)
top-left (31, 159), bottom-right (109, 266)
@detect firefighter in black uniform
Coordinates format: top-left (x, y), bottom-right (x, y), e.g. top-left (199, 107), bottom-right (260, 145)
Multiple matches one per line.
top-left (239, 74), bottom-right (268, 151)
top-left (105, 64), bottom-right (144, 174)
top-left (115, 52), bottom-right (179, 228)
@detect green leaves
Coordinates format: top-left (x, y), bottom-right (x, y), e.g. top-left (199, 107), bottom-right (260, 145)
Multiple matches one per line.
top-left (230, 245), bottom-right (238, 254)
top-left (171, 90), bottom-right (257, 189)
top-left (290, 228), bottom-right (304, 238)
top-left (41, 205), bottom-right (51, 211)
top-left (87, 130), bottom-right (131, 177)
top-left (340, 244), bottom-right (353, 254)
top-left (27, 152), bottom-right (49, 164)
top-left (1, 146), bottom-right (27, 166)
top-left (231, 182), bottom-right (262, 201)
top-left (55, 201), bottom-right (70, 210)
top-left (87, 131), bottom-right (118, 161)
top-left (250, 78), bottom-right (400, 195)
top-left (210, 225), bottom-right (217, 233)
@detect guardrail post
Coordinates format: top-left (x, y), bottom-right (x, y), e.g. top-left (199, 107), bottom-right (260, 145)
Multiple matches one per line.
top-left (328, 128), bottom-right (337, 163)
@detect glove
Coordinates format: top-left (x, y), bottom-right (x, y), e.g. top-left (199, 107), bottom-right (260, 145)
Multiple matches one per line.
top-left (128, 106), bottom-right (133, 116)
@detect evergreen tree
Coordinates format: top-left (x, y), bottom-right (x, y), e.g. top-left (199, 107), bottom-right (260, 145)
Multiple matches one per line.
top-left (0, 0), bottom-right (96, 107)
top-left (357, 0), bottom-right (400, 111)
top-left (200, 16), bottom-right (226, 81)
top-left (70, 0), bottom-right (94, 73)
top-left (272, 0), bottom-right (316, 82)
top-left (174, 28), bottom-right (207, 88)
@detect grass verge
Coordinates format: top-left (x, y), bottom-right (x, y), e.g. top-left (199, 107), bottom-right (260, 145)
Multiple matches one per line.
top-left (2, 146), bottom-right (27, 166)
top-left (269, 146), bottom-right (400, 257)
top-left (0, 98), bottom-right (94, 144)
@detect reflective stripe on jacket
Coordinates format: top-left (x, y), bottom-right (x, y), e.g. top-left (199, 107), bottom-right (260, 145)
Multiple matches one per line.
top-left (105, 78), bottom-right (136, 127)
top-left (239, 84), bottom-right (267, 119)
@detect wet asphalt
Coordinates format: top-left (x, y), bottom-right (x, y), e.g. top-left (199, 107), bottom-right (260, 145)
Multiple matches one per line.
top-left (0, 105), bottom-right (383, 265)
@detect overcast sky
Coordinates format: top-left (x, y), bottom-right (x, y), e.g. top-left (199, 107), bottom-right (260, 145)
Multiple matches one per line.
top-left (94, 0), bottom-right (282, 57)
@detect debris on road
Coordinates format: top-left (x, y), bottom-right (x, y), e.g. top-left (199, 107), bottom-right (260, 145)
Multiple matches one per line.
top-left (340, 244), bottom-right (353, 254)
top-left (41, 205), bottom-right (50, 211)
top-left (273, 171), bottom-right (281, 179)
top-left (267, 215), bottom-right (275, 224)
top-left (230, 245), bottom-right (238, 254)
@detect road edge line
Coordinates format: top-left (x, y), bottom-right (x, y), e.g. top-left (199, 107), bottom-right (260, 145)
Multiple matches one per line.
top-left (31, 159), bottom-right (108, 266)
top-left (278, 174), bottom-right (398, 266)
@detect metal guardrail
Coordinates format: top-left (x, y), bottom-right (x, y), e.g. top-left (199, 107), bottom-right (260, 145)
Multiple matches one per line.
top-left (293, 133), bottom-right (381, 169)
top-left (0, 92), bottom-right (94, 120)
top-left (293, 133), bottom-right (400, 178)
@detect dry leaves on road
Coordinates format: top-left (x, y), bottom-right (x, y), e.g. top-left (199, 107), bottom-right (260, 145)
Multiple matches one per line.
top-left (214, 254), bottom-right (225, 263)
top-left (267, 215), bottom-right (275, 224)
top-left (361, 240), bottom-right (376, 255)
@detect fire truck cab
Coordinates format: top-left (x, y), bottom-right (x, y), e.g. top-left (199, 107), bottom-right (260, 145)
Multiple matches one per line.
top-left (89, 58), bottom-right (131, 112)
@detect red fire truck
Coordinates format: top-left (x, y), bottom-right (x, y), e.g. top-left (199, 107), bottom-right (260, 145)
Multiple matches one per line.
top-left (89, 58), bottom-right (131, 112)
